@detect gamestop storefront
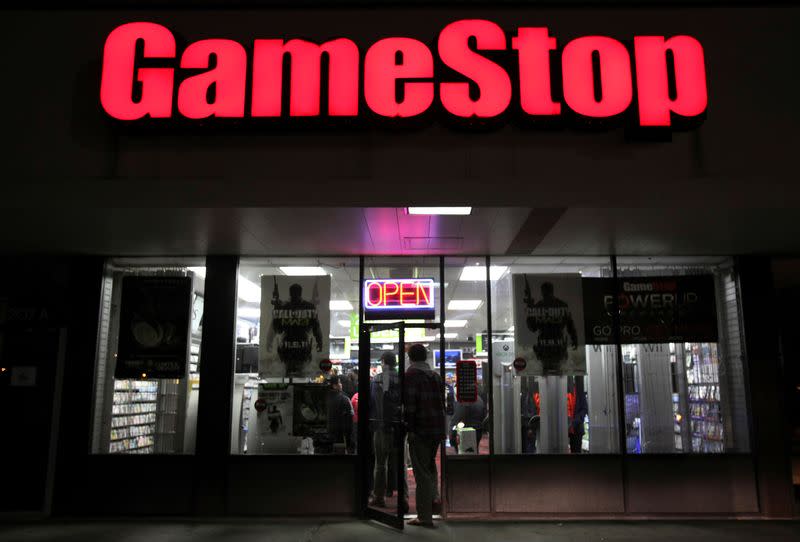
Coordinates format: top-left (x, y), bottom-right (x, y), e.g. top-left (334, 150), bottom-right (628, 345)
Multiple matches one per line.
top-left (0, 3), bottom-right (797, 521)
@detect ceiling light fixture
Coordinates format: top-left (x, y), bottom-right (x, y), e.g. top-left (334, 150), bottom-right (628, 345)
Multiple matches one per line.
top-left (447, 299), bottom-right (483, 311)
top-left (459, 265), bottom-right (508, 281)
top-left (407, 207), bottom-right (472, 215)
top-left (238, 276), bottom-right (262, 303)
top-left (279, 266), bottom-right (328, 276)
top-left (444, 320), bottom-right (468, 328)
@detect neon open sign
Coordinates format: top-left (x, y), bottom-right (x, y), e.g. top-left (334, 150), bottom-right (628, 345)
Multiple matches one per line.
top-left (363, 279), bottom-right (435, 320)
top-left (99, 20), bottom-right (707, 130)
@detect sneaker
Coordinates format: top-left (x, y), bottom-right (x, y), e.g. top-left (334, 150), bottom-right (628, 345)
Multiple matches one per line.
top-left (407, 518), bottom-right (436, 529)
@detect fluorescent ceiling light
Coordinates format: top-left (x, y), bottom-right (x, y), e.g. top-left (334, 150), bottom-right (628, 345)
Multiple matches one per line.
top-left (187, 267), bottom-right (206, 279)
top-left (337, 319), bottom-right (351, 327)
top-left (459, 265), bottom-right (508, 281)
top-left (445, 320), bottom-right (468, 328)
top-left (238, 276), bottom-right (262, 303)
top-left (381, 344), bottom-right (394, 350)
top-left (407, 207), bottom-right (472, 215)
top-left (436, 333), bottom-right (459, 339)
top-left (330, 300), bottom-right (354, 311)
top-left (238, 307), bottom-right (261, 319)
top-left (280, 266), bottom-right (327, 276)
top-left (448, 299), bottom-right (482, 311)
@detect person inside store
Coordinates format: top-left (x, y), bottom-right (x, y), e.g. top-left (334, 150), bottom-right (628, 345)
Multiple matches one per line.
top-left (368, 352), bottom-right (407, 512)
top-left (569, 376), bottom-right (589, 454)
top-left (326, 375), bottom-right (354, 454)
top-left (404, 344), bottom-right (445, 528)
top-left (342, 368), bottom-right (358, 398)
top-left (449, 385), bottom-right (486, 454)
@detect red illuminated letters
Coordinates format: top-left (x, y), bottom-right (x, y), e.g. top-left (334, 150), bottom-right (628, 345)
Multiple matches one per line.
top-left (438, 19), bottom-right (512, 118)
top-left (513, 28), bottom-right (561, 116)
top-left (178, 39), bottom-right (247, 119)
top-left (364, 38), bottom-right (434, 118)
top-left (562, 36), bottom-right (633, 118)
top-left (634, 35), bottom-right (708, 127)
top-left (252, 38), bottom-right (359, 117)
top-left (100, 20), bottom-right (708, 128)
top-left (100, 22), bottom-right (175, 120)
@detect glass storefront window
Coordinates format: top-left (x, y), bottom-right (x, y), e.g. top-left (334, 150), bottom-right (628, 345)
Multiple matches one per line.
top-left (443, 257), bottom-right (489, 455)
top-left (615, 257), bottom-right (750, 454)
top-left (490, 257), bottom-right (619, 454)
top-left (232, 257), bottom-right (360, 455)
top-left (91, 258), bottom-right (205, 454)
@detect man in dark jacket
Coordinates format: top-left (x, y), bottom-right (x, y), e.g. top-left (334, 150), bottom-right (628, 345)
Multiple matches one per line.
top-left (404, 344), bottom-right (445, 528)
top-left (327, 375), bottom-right (354, 453)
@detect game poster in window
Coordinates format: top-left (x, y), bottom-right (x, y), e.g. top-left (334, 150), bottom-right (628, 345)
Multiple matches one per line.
top-left (512, 274), bottom-right (586, 376)
top-left (259, 276), bottom-right (331, 378)
top-left (115, 276), bottom-right (192, 379)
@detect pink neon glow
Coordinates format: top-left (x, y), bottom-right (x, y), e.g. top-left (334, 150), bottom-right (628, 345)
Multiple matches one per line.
top-left (438, 19), bottom-right (512, 118)
top-left (364, 279), bottom-right (434, 309)
top-left (562, 36), bottom-right (632, 118)
top-left (251, 38), bottom-right (360, 117)
top-left (513, 27), bottom-right (561, 116)
top-left (634, 35), bottom-right (708, 126)
top-left (364, 38), bottom-right (434, 118)
top-left (100, 22), bottom-right (175, 120)
top-left (177, 39), bottom-right (247, 118)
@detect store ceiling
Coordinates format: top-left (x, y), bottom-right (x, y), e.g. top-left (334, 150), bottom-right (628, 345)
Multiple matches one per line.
top-left (1, 206), bottom-right (800, 256)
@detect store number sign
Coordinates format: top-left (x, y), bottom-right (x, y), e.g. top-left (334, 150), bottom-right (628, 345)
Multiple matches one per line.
top-left (363, 278), bottom-right (435, 320)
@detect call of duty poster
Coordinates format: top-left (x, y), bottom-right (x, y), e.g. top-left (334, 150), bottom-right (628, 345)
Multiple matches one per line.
top-left (115, 276), bottom-right (192, 379)
top-left (582, 276), bottom-right (718, 344)
top-left (512, 274), bottom-right (586, 376)
top-left (258, 275), bottom-right (330, 378)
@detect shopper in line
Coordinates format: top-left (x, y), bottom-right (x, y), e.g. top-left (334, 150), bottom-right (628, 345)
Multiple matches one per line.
top-left (326, 375), bottom-right (354, 454)
top-left (404, 344), bottom-right (445, 528)
top-left (369, 352), bottom-right (408, 511)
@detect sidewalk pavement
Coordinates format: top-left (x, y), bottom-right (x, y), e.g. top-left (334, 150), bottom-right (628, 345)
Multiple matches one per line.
top-left (0, 519), bottom-right (798, 542)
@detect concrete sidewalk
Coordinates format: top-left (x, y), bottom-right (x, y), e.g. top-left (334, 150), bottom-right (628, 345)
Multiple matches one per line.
top-left (0, 520), bottom-right (798, 542)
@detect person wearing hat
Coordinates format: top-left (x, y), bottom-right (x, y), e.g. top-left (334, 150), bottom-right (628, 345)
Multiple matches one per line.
top-left (326, 374), bottom-right (354, 454)
top-left (368, 352), bottom-right (407, 511)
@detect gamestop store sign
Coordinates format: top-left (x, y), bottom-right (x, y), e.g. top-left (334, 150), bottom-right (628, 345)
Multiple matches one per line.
top-left (100, 20), bottom-right (707, 128)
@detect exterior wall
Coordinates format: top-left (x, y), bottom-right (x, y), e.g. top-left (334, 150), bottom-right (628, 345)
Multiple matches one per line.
top-left (0, 7), bottom-right (799, 217)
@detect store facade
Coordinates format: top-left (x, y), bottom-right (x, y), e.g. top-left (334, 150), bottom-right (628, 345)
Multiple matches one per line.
top-left (0, 2), bottom-right (798, 521)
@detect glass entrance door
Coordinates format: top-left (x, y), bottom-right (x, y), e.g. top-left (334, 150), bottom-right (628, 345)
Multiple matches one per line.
top-left (359, 321), bottom-right (445, 529)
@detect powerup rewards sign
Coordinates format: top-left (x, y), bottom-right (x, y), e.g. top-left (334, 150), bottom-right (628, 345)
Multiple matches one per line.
top-left (99, 20), bottom-right (707, 129)
top-left (363, 278), bottom-right (435, 320)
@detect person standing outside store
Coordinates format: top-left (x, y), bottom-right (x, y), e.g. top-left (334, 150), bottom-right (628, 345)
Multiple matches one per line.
top-left (369, 352), bottom-right (407, 511)
top-left (404, 344), bottom-right (445, 528)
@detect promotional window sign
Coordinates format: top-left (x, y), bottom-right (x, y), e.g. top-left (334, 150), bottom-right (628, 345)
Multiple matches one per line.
top-left (259, 275), bottom-right (331, 378)
top-left (115, 276), bottom-right (192, 379)
top-left (246, 383), bottom-right (294, 454)
top-left (512, 274), bottom-right (586, 376)
top-left (456, 360), bottom-right (478, 403)
top-left (582, 276), bottom-right (719, 344)
top-left (100, 20), bottom-right (707, 131)
top-left (363, 278), bottom-right (435, 320)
